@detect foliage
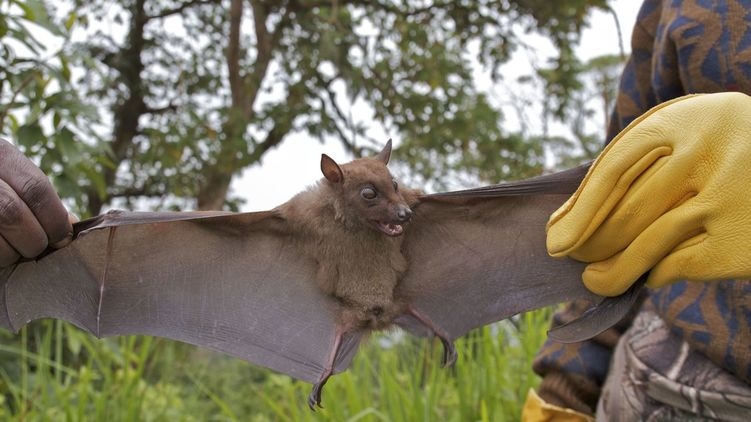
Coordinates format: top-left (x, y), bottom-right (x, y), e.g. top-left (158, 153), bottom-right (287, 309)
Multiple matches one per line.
top-left (502, 51), bottom-right (625, 172)
top-left (0, 0), bottom-right (107, 213)
top-left (0, 310), bottom-right (552, 421)
top-left (2, 0), bottom-right (610, 215)
top-left (538, 53), bottom-right (625, 168)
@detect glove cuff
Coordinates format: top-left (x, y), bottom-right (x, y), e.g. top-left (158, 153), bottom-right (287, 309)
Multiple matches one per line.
top-left (522, 388), bottom-right (594, 422)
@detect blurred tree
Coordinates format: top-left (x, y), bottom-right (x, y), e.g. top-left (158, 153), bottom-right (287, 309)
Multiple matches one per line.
top-left (535, 53), bottom-right (625, 170)
top-left (0, 0), bottom-right (107, 212)
top-left (1, 0), bottom-right (612, 216)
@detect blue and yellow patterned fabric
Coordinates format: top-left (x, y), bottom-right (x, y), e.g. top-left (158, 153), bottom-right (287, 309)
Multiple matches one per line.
top-left (533, 0), bottom-right (751, 415)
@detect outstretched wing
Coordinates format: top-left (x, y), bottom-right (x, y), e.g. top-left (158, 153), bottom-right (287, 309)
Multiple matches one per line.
top-left (0, 210), bottom-right (361, 384)
top-left (398, 164), bottom-right (636, 340)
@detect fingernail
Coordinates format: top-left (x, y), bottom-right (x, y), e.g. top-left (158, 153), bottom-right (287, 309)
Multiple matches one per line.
top-left (50, 233), bottom-right (73, 249)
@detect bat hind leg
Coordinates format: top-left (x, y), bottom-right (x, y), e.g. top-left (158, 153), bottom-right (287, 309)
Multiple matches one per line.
top-left (308, 326), bottom-right (345, 410)
top-left (406, 306), bottom-right (457, 366)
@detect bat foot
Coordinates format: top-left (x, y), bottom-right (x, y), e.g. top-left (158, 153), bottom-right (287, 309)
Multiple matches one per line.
top-left (308, 379), bottom-right (327, 410)
top-left (439, 336), bottom-right (457, 367)
top-left (405, 306), bottom-right (457, 366)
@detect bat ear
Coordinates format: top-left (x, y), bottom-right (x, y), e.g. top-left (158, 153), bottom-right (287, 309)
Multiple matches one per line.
top-left (375, 139), bottom-right (392, 164)
top-left (321, 154), bottom-right (344, 184)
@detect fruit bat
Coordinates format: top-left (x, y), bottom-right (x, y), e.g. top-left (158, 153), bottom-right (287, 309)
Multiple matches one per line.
top-left (0, 141), bottom-right (641, 408)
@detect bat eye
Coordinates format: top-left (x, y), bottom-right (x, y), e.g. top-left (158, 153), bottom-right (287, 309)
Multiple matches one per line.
top-left (360, 186), bottom-right (377, 200)
top-left (392, 180), bottom-right (398, 192)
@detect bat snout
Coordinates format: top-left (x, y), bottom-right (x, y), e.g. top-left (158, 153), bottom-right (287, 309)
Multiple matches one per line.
top-left (371, 204), bottom-right (412, 237)
top-left (395, 206), bottom-right (412, 223)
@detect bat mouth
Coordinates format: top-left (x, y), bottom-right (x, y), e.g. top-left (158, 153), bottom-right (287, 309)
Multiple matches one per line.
top-left (374, 221), bottom-right (404, 237)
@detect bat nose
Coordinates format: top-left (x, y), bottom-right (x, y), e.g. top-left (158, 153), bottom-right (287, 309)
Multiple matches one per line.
top-left (396, 206), bottom-right (412, 222)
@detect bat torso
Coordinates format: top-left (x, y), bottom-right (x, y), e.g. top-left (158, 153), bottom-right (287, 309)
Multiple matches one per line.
top-left (277, 180), bottom-right (411, 331)
top-left (315, 225), bottom-right (407, 330)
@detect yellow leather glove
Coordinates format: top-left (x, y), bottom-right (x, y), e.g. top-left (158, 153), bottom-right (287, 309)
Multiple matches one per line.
top-left (547, 92), bottom-right (751, 296)
top-left (521, 389), bottom-right (593, 422)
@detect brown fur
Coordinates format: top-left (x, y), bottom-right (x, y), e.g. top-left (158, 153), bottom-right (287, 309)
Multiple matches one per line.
top-left (276, 143), bottom-right (420, 330)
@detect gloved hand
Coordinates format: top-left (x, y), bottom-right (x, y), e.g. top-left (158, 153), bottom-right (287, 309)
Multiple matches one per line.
top-left (521, 389), bottom-right (593, 422)
top-left (546, 92), bottom-right (751, 296)
top-left (0, 139), bottom-right (73, 267)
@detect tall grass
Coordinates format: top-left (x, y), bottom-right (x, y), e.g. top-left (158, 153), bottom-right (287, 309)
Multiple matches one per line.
top-left (0, 309), bottom-right (551, 421)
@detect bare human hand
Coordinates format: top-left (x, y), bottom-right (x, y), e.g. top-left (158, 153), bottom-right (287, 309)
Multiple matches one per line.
top-left (0, 139), bottom-right (73, 267)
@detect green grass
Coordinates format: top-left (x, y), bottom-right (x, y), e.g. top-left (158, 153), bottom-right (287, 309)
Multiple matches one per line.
top-left (0, 309), bottom-right (551, 421)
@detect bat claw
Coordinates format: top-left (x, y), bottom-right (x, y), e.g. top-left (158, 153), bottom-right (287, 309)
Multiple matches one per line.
top-left (308, 380), bottom-right (326, 410)
top-left (440, 336), bottom-right (457, 367)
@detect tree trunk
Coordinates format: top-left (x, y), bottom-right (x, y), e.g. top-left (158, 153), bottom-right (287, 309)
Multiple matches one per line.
top-left (87, 0), bottom-right (147, 216)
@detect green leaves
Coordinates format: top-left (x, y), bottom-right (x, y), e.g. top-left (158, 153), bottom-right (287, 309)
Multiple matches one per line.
top-left (0, 0), bottom-right (104, 215)
top-left (533, 52), bottom-right (625, 168)
top-left (3, 0), bottom-right (615, 212)
top-left (14, 0), bottom-right (63, 36)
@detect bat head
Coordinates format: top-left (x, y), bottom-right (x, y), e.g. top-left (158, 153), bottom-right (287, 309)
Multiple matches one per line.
top-left (320, 139), bottom-right (413, 236)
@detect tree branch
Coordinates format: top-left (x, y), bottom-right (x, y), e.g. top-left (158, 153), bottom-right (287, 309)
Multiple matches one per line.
top-left (0, 72), bottom-right (34, 134)
top-left (144, 103), bottom-right (178, 114)
top-left (147, 0), bottom-right (220, 20)
top-left (371, 0), bottom-right (440, 17)
top-left (316, 73), bottom-right (363, 155)
top-left (247, 122), bottom-right (286, 163)
top-left (242, 0), bottom-right (291, 119)
top-left (227, 0), bottom-right (245, 111)
top-left (109, 186), bottom-right (161, 198)
top-left (87, 0), bottom-right (148, 215)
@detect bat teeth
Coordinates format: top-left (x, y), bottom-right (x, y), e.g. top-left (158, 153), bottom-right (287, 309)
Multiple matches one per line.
top-left (387, 223), bottom-right (404, 236)
top-left (376, 221), bottom-right (404, 236)
top-left (388, 223), bottom-right (403, 235)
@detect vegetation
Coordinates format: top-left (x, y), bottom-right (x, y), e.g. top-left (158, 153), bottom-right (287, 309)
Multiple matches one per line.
top-left (1, 312), bottom-right (552, 420)
top-left (0, 0), bottom-right (624, 420)
top-left (2, 0), bottom-right (612, 215)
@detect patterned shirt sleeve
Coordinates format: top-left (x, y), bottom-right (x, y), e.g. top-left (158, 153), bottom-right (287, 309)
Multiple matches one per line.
top-left (533, 0), bottom-right (751, 412)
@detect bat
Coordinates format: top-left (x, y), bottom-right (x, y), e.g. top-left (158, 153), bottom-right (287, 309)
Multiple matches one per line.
top-left (0, 141), bottom-right (639, 408)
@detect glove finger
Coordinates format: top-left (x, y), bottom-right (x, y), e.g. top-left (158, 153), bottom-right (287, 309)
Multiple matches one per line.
top-left (570, 159), bottom-right (697, 262)
top-left (647, 230), bottom-right (751, 287)
top-left (547, 145), bottom-right (671, 257)
top-left (582, 203), bottom-right (705, 296)
top-left (547, 96), bottom-right (699, 257)
top-left (646, 233), bottom-right (710, 288)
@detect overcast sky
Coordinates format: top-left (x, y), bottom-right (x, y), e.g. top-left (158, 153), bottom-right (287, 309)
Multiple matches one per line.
top-left (234, 0), bottom-right (641, 211)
